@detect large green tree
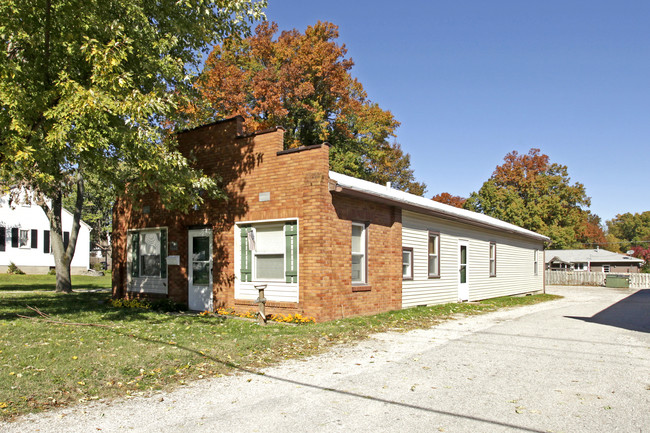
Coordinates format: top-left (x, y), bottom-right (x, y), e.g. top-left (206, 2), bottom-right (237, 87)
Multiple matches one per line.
top-left (190, 21), bottom-right (426, 195)
top-left (0, 0), bottom-right (265, 292)
top-left (464, 149), bottom-right (591, 248)
top-left (606, 211), bottom-right (650, 253)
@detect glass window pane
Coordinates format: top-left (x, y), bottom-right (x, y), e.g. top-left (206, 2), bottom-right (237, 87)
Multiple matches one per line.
top-left (352, 254), bottom-right (363, 282)
top-left (429, 235), bottom-right (437, 254)
top-left (256, 254), bottom-right (284, 279)
top-left (19, 230), bottom-right (29, 247)
top-left (351, 225), bottom-right (363, 253)
top-left (141, 255), bottom-right (161, 277)
top-left (460, 265), bottom-right (467, 283)
top-left (192, 236), bottom-right (210, 261)
top-left (255, 224), bottom-right (284, 253)
top-left (428, 255), bottom-right (438, 275)
top-left (140, 232), bottom-right (161, 255)
top-left (402, 250), bottom-right (411, 277)
top-left (192, 262), bottom-right (210, 285)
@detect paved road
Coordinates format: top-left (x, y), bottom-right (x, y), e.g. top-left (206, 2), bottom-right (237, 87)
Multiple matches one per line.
top-left (3, 286), bottom-right (649, 432)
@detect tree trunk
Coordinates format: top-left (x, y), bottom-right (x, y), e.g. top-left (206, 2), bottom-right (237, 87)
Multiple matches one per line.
top-left (41, 175), bottom-right (85, 293)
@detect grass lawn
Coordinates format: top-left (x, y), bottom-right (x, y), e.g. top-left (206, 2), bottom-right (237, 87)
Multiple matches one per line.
top-left (0, 274), bottom-right (561, 420)
top-left (0, 274), bottom-right (112, 291)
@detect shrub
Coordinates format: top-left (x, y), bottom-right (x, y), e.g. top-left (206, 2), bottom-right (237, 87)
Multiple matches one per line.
top-left (7, 262), bottom-right (25, 275)
top-left (47, 268), bottom-right (56, 275)
top-left (109, 298), bottom-right (151, 309)
top-left (150, 298), bottom-right (186, 313)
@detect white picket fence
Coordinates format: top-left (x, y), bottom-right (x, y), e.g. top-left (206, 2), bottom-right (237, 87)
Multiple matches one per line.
top-left (545, 271), bottom-right (650, 289)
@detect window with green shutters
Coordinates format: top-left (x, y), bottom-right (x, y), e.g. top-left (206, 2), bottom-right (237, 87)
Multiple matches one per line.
top-left (240, 221), bottom-right (298, 283)
top-left (129, 228), bottom-right (167, 279)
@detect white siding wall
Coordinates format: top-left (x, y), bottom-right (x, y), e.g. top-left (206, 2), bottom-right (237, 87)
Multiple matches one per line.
top-left (402, 210), bottom-right (544, 308)
top-left (0, 195), bottom-right (91, 272)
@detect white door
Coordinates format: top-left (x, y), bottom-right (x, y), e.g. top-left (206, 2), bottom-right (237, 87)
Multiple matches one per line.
top-left (458, 240), bottom-right (469, 301)
top-left (188, 229), bottom-right (213, 311)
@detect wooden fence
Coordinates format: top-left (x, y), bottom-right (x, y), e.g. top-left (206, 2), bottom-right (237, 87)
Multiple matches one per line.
top-left (545, 271), bottom-right (650, 289)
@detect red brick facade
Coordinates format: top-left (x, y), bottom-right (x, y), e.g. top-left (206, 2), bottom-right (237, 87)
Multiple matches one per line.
top-left (112, 117), bottom-right (402, 322)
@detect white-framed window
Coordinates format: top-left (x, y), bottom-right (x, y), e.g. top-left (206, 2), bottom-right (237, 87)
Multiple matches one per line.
top-left (351, 222), bottom-right (366, 284)
top-left (534, 249), bottom-right (539, 276)
top-left (402, 248), bottom-right (413, 280)
top-left (489, 242), bottom-right (497, 277)
top-left (19, 229), bottom-right (30, 248)
top-left (603, 264), bottom-right (611, 273)
top-left (428, 231), bottom-right (440, 278)
top-left (253, 223), bottom-right (285, 281)
top-left (129, 228), bottom-right (167, 280)
top-left (239, 220), bottom-right (298, 284)
top-left (139, 231), bottom-right (162, 277)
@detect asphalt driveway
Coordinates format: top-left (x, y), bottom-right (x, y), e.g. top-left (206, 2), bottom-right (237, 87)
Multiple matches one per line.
top-left (3, 285), bottom-right (649, 432)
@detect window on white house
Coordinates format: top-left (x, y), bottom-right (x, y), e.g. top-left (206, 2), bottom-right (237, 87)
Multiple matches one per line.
top-left (603, 265), bottom-right (610, 273)
top-left (254, 223), bottom-right (285, 280)
top-left (351, 223), bottom-right (366, 284)
top-left (428, 232), bottom-right (440, 278)
top-left (534, 250), bottom-right (539, 276)
top-left (19, 230), bottom-right (30, 248)
top-left (489, 242), bottom-right (497, 277)
top-left (140, 231), bottom-right (162, 277)
top-left (402, 248), bottom-right (413, 280)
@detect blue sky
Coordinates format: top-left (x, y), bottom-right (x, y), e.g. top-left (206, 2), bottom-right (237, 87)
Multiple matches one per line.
top-left (262, 0), bottom-right (650, 223)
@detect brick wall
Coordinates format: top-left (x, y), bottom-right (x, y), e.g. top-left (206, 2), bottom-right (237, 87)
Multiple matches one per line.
top-left (112, 116), bottom-right (404, 322)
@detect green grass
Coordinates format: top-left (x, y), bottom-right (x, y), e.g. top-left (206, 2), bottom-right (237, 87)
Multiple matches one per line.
top-left (0, 275), bottom-right (561, 419)
top-left (0, 274), bottom-right (112, 291)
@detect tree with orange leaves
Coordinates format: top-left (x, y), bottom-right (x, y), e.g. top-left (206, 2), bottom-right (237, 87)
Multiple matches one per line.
top-left (465, 149), bottom-right (591, 248)
top-left (189, 21), bottom-right (425, 195)
top-left (431, 192), bottom-right (467, 208)
top-left (576, 212), bottom-right (607, 248)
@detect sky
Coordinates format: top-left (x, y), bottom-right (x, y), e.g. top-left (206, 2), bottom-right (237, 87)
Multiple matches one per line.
top-left (259, 0), bottom-right (650, 223)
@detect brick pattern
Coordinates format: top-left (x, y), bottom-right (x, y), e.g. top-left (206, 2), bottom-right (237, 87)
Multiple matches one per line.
top-left (112, 116), bottom-right (403, 322)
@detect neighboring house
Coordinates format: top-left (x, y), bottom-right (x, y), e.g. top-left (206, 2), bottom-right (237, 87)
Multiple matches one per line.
top-left (546, 248), bottom-right (644, 274)
top-left (112, 116), bottom-right (549, 321)
top-left (0, 193), bottom-right (91, 274)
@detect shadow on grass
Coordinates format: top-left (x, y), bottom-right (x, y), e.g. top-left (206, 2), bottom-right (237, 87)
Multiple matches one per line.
top-left (0, 291), bottom-right (183, 323)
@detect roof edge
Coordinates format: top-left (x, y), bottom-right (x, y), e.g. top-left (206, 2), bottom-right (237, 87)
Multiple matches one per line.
top-left (329, 171), bottom-right (549, 243)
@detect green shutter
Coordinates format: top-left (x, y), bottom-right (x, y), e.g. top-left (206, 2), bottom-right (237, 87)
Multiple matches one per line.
top-left (240, 225), bottom-right (252, 282)
top-left (285, 221), bottom-right (298, 283)
top-left (130, 231), bottom-right (139, 278)
top-left (160, 229), bottom-right (167, 278)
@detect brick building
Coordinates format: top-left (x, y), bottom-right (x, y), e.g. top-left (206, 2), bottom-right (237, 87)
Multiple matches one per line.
top-left (112, 116), bottom-right (548, 322)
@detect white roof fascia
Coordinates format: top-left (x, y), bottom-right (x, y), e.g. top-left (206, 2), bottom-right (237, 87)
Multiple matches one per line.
top-left (329, 171), bottom-right (550, 243)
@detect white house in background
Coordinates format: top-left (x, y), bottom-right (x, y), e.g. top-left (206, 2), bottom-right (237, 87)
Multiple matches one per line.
top-left (546, 248), bottom-right (644, 274)
top-left (0, 194), bottom-right (91, 274)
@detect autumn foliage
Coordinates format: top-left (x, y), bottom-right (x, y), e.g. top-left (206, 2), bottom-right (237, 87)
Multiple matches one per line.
top-left (190, 21), bottom-right (425, 195)
top-left (629, 246), bottom-right (650, 272)
top-left (431, 192), bottom-right (466, 208)
top-left (465, 149), bottom-right (591, 248)
top-left (576, 212), bottom-right (607, 248)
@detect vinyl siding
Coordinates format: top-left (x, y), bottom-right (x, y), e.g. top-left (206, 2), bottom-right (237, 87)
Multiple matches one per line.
top-left (402, 210), bottom-right (544, 308)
